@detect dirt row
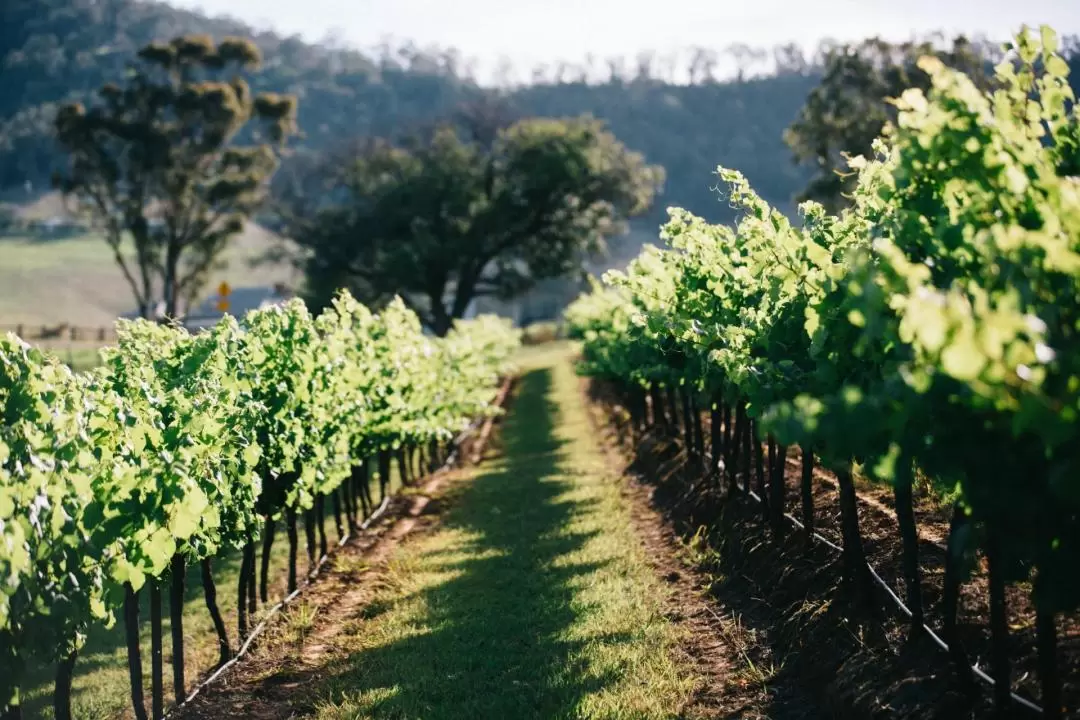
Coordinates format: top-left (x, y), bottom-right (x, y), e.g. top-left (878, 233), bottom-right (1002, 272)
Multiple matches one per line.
top-left (580, 379), bottom-right (827, 719)
top-left (586, 379), bottom-right (1079, 719)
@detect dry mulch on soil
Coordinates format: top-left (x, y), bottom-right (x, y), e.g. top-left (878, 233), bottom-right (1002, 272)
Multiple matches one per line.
top-left (587, 378), bottom-right (1079, 719)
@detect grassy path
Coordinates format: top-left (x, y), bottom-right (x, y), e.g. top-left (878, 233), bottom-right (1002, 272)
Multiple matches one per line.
top-left (309, 348), bottom-right (698, 719)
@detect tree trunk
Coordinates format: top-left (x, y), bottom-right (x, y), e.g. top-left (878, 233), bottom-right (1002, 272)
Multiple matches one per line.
top-left (150, 582), bottom-right (164, 720)
top-left (710, 402), bottom-right (722, 481)
top-left (740, 408), bottom-right (751, 496)
top-left (800, 446), bottom-right (815, 541)
top-left (680, 389), bottom-right (695, 460)
top-left (942, 503), bottom-right (975, 692)
top-left (429, 438), bottom-right (441, 472)
top-left (762, 436), bottom-right (776, 524)
top-left (430, 308), bottom-right (453, 337)
top-left (893, 455), bottom-right (923, 638)
top-left (286, 506), bottom-right (299, 593)
top-left (667, 387), bottom-right (681, 437)
top-left (347, 465), bottom-right (358, 520)
top-left (363, 460), bottom-right (375, 514)
top-left (378, 450), bottom-right (392, 504)
top-left (316, 494), bottom-right (328, 559)
top-left (651, 387), bottom-right (668, 431)
top-left (1036, 597), bottom-right (1061, 720)
top-left (339, 479), bottom-right (351, 531)
top-left (397, 448), bottom-right (411, 487)
top-left (245, 541), bottom-right (257, 615)
top-left (636, 387), bottom-right (649, 434)
top-left (625, 385), bottom-right (638, 434)
top-left (332, 488), bottom-right (343, 539)
top-left (770, 443), bottom-right (788, 536)
top-left (259, 517), bottom-right (275, 603)
top-left (343, 476), bottom-right (357, 530)
top-left (985, 529), bottom-right (1012, 716)
top-left (835, 465), bottom-right (874, 607)
top-left (53, 650), bottom-right (78, 720)
top-left (729, 404), bottom-right (743, 494)
top-left (162, 242), bottom-right (182, 321)
top-left (304, 508), bottom-right (317, 573)
top-left (200, 559), bottom-right (231, 665)
top-left (237, 548), bottom-right (249, 639)
top-left (169, 554), bottom-right (185, 704)
top-left (753, 421), bottom-right (765, 499)
top-left (691, 396), bottom-right (705, 462)
top-left (357, 461), bottom-right (372, 518)
top-left (621, 386), bottom-right (633, 434)
top-left (722, 402), bottom-right (733, 475)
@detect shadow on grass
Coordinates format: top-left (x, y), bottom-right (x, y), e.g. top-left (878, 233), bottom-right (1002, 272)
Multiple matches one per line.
top-left (307, 368), bottom-right (620, 719)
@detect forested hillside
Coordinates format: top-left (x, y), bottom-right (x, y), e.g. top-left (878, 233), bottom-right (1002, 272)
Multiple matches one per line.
top-left (1, 0), bottom-right (818, 231)
top-left (0, 0), bottom-right (469, 187)
top-left (511, 75), bottom-right (818, 223)
top-left (8, 0), bottom-right (1080, 233)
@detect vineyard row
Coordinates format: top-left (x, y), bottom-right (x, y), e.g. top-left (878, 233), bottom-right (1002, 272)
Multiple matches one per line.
top-left (566, 25), bottom-right (1079, 719)
top-left (0, 291), bottom-right (521, 720)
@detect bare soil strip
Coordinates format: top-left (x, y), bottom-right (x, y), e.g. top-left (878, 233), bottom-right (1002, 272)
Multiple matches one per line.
top-left (587, 376), bottom-right (1080, 718)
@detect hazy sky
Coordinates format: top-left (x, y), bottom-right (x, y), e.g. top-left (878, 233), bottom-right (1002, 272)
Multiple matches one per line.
top-left (166, 0), bottom-right (1080, 82)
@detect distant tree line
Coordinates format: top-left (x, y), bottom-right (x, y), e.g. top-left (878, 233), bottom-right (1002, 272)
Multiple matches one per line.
top-left (14, 0), bottom-right (1079, 233)
top-left (51, 33), bottom-right (662, 335)
top-left (13, 0), bottom-right (1080, 329)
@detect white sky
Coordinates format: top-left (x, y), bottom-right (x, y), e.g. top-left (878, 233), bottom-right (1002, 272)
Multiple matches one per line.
top-left (166, 0), bottom-right (1080, 82)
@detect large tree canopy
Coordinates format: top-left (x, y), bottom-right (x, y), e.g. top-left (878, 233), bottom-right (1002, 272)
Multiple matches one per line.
top-left (53, 34), bottom-right (298, 319)
top-left (784, 35), bottom-right (991, 211)
top-left (286, 113), bottom-right (663, 335)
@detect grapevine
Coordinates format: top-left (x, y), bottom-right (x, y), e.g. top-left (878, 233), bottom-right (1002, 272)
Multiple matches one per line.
top-left (0, 289), bottom-right (519, 718)
top-left (567, 24), bottom-right (1080, 717)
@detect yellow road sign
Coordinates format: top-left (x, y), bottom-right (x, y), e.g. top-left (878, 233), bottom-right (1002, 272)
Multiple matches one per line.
top-left (216, 281), bottom-right (231, 312)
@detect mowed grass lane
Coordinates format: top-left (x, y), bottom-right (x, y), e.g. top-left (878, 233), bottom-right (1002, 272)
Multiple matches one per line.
top-left (309, 347), bottom-right (698, 719)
